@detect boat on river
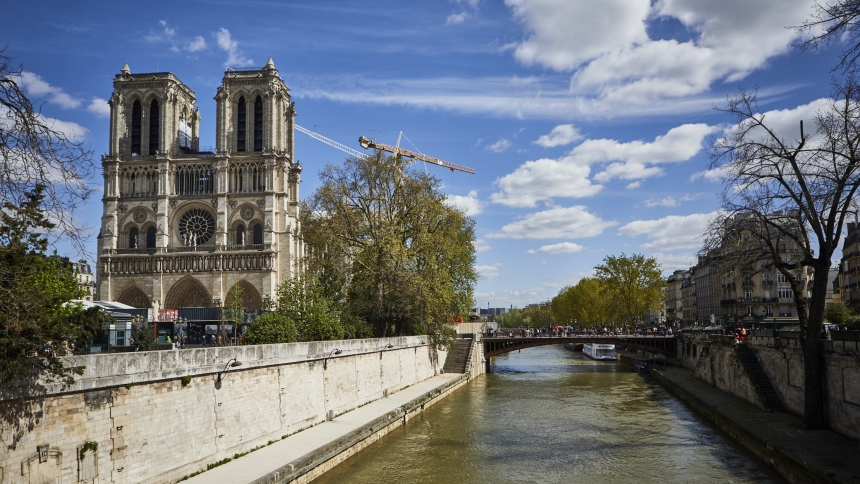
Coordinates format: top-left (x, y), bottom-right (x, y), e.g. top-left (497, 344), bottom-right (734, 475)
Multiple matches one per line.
top-left (583, 343), bottom-right (616, 360)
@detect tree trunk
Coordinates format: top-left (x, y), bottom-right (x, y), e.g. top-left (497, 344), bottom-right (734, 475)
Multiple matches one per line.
top-left (802, 262), bottom-right (829, 429)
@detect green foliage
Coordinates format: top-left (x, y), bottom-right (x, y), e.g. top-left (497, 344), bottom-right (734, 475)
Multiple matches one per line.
top-left (181, 376), bottom-right (192, 387)
top-left (302, 152), bottom-right (476, 346)
top-left (0, 185), bottom-right (102, 384)
top-left (131, 323), bottom-right (154, 352)
top-left (551, 278), bottom-right (608, 329)
top-left (243, 312), bottom-right (298, 345)
top-left (223, 280), bottom-right (245, 342)
top-left (79, 441), bottom-right (97, 461)
top-left (496, 310), bottom-right (523, 328)
top-left (523, 305), bottom-right (555, 327)
top-left (593, 253), bottom-right (665, 326)
top-left (824, 301), bottom-right (854, 326)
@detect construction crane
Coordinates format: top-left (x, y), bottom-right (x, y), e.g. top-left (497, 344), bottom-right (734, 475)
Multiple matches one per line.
top-left (358, 135), bottom-right (475, 174)
top-left (294, 124), bottom-right (369, 160)
top-left (293, 124), bottom-right (475, 175)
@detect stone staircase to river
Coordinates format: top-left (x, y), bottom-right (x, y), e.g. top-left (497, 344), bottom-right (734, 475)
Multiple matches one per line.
top-left (443, 339), bottom-right (473, 374)
top-left (736, 343), bottom-right (785, 412)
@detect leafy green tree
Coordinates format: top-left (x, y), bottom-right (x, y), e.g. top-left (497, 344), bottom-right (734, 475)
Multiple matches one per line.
top-left (522, 305), bottom-right (555, 327)
top-left (0, 185), bottom-right (101, 384)
top-left (243, 312), bottom-right (298, 345)
top-left (824, 301), bottom-right (854, 327)
top-left (552, 278), bottom-right (608, 329)
top-left (131, 321), bottom-right (155, 351)
top-left (594, 254), bottom-right (665, 327)
top-left (302, 151), bottom-right (476, 346)
top-left (497, 310), bottom-right (523, 328)
top-left (223, 280), bottom-right (245, 344)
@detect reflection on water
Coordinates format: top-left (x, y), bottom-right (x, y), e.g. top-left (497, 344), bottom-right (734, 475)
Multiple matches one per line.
top-left (313, 345), bottom-right (784, 484)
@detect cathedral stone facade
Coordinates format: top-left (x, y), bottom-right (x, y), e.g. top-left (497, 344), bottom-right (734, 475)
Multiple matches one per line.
top-left (97, 58), bottom-right (303, 313)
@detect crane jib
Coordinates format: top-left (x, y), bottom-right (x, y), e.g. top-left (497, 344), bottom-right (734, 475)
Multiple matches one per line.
top-left (372, 142), bottom-right (476, 174)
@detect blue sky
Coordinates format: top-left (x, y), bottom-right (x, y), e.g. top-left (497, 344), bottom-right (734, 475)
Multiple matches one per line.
top-left (2, 0), bottom-right (844, 308)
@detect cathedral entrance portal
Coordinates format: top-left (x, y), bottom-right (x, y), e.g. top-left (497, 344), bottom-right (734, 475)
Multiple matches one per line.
top-left (164, 276), bottom-right (212, 309)
top-left (226, 280), bottom-right (264, 310)
top-left (116, 285), bottom-right (151, 308)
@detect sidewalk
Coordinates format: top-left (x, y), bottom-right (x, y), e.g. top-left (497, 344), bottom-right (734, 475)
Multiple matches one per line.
top-left (183, 373), bottom-right (462, 484)
top-left (652, 365), bottom-right (860, 483)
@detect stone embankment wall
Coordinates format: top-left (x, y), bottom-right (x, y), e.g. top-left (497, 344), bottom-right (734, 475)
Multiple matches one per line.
top-left (0, 337), bottom-right (446, 484)
top-left (679, 333), bottom-right (860, 440)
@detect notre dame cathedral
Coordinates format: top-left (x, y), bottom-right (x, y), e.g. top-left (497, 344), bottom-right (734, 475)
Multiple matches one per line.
top-left (96, 57), bottom-right (303, 313)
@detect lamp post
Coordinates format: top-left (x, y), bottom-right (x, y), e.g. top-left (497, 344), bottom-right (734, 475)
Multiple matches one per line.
top-left (216, 358), bottom-right (242, 383)
top-left (323, 349), bottom-right (342, 370)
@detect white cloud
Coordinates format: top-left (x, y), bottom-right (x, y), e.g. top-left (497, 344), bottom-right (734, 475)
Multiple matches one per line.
top-left (625, 181), bottom-right (642, 190)
top-left (488, 205), bottom-right (615, 239)
top-left (446, 12), bottom-right (470, 25)
top-left (186, 36), bottom-right (207, 52)
top-left (296, 73), bottom-right (751, 119)
top-left (504, 0), bottom-right (815, 105)
top-left (146, 20), bottom-right (176, 43)
top-left (491, 123), bottom-right (713, 207)
top-left (505, 0), bottom-right (650, 71)
top-left (215, 28), bottom-right (254, 67)
top-left (476, 263), bottom-right (502, 280)
top-left (588, 124), bottom-right (715, 182)
top-left (534, 124), bottom-right (582, 147)
top-left (595, 162), bottom-right (664, 183)
top-left (86, 97), bottom-right (110, 118)
top-left (527, 242), bottom-right (584, 254)
top-left (146, 20), bottom-right (207, 53)
top-left (487, 138), bottom-right (512, 153)
top-left (474, 239), bottom-right (491, 252)
top-left (18, 72), bottom-right (81, 109)
top-left (691, 167), bottom-right (726, 182)
top-left (644, 194), bottom-right (700, 207)
top-left (720, 97), bottom-right (830, 146)
top-left (650, 252), bottom-right (698, 272)
top-left (491, 157), bottom-right (601, 207)
top-left (445, 190), bottom-right (483, 216)
top-left (618, 212), bottom-right (719, 251)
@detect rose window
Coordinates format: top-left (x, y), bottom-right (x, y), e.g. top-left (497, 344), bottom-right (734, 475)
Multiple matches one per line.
top-left (178, 208), bottom-right (215, 246)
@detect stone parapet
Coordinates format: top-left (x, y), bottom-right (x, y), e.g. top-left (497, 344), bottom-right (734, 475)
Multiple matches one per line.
top-left (0, 337), bottom-right (447, 484)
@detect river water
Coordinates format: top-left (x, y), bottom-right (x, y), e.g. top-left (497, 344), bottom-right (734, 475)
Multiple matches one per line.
top-left (313, 345), bottom-right (784, 483)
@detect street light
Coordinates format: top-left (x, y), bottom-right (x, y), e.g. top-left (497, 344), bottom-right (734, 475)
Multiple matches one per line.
top-left (216, 358), bottom-right (242, 383)
top-left (323, 349), bottom-right (342, 370)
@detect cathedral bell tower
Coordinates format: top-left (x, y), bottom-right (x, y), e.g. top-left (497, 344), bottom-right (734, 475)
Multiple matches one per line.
top-left (97, 59), bottom-right (303, 319)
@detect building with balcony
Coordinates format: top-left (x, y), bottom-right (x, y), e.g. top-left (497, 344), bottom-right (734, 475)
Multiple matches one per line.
top-left (664, 269), bottom-right (690, 327)
top-left (838, 221), bottom-right (860, 312)
top-left (60, 258), bottom-right (96, 302)
top-left (96, 58), bottom-right (302, 313)
top-left (716, 214), bottom-right (811, 326)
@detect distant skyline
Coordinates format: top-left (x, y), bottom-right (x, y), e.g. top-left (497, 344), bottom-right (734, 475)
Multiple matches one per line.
top-left (2, 0), bottom-right (845, 307)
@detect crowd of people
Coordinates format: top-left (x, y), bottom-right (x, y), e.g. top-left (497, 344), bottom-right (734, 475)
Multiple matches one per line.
top-left (486, 326), bottom-right (674, 338)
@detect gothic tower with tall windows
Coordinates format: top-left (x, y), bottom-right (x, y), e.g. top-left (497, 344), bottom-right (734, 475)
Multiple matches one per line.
top-left (97, 58), bottom-right (303, 313)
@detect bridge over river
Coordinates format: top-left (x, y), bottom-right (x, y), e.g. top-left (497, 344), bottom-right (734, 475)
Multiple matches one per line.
top-left (482, 334), bottom-right (677, 359)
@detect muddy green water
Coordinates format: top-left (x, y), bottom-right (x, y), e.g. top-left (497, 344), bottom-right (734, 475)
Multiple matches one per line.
top-left (313, 345), bottom-right (784, 484)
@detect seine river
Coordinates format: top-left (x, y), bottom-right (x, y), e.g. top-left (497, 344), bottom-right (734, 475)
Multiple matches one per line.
top-left (313, 345), bottom-right (784, 484)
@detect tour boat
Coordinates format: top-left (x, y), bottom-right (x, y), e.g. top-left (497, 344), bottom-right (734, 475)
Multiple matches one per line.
top-left (583, 343), bottom-right (616, 360)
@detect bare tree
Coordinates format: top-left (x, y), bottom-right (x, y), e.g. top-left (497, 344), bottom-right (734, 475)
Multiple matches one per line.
top-left (709, 78), bottom-right (860, 429)
top-left (795, 0), bottom-right (860, 72)
top-left (0, 45), bottom-right (95, 253)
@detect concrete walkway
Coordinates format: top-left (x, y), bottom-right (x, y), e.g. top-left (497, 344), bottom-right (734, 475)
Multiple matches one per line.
top-left (183, 373), bottom-right (462, 484)
top-left (653, 365), bottom-right (860, 483)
